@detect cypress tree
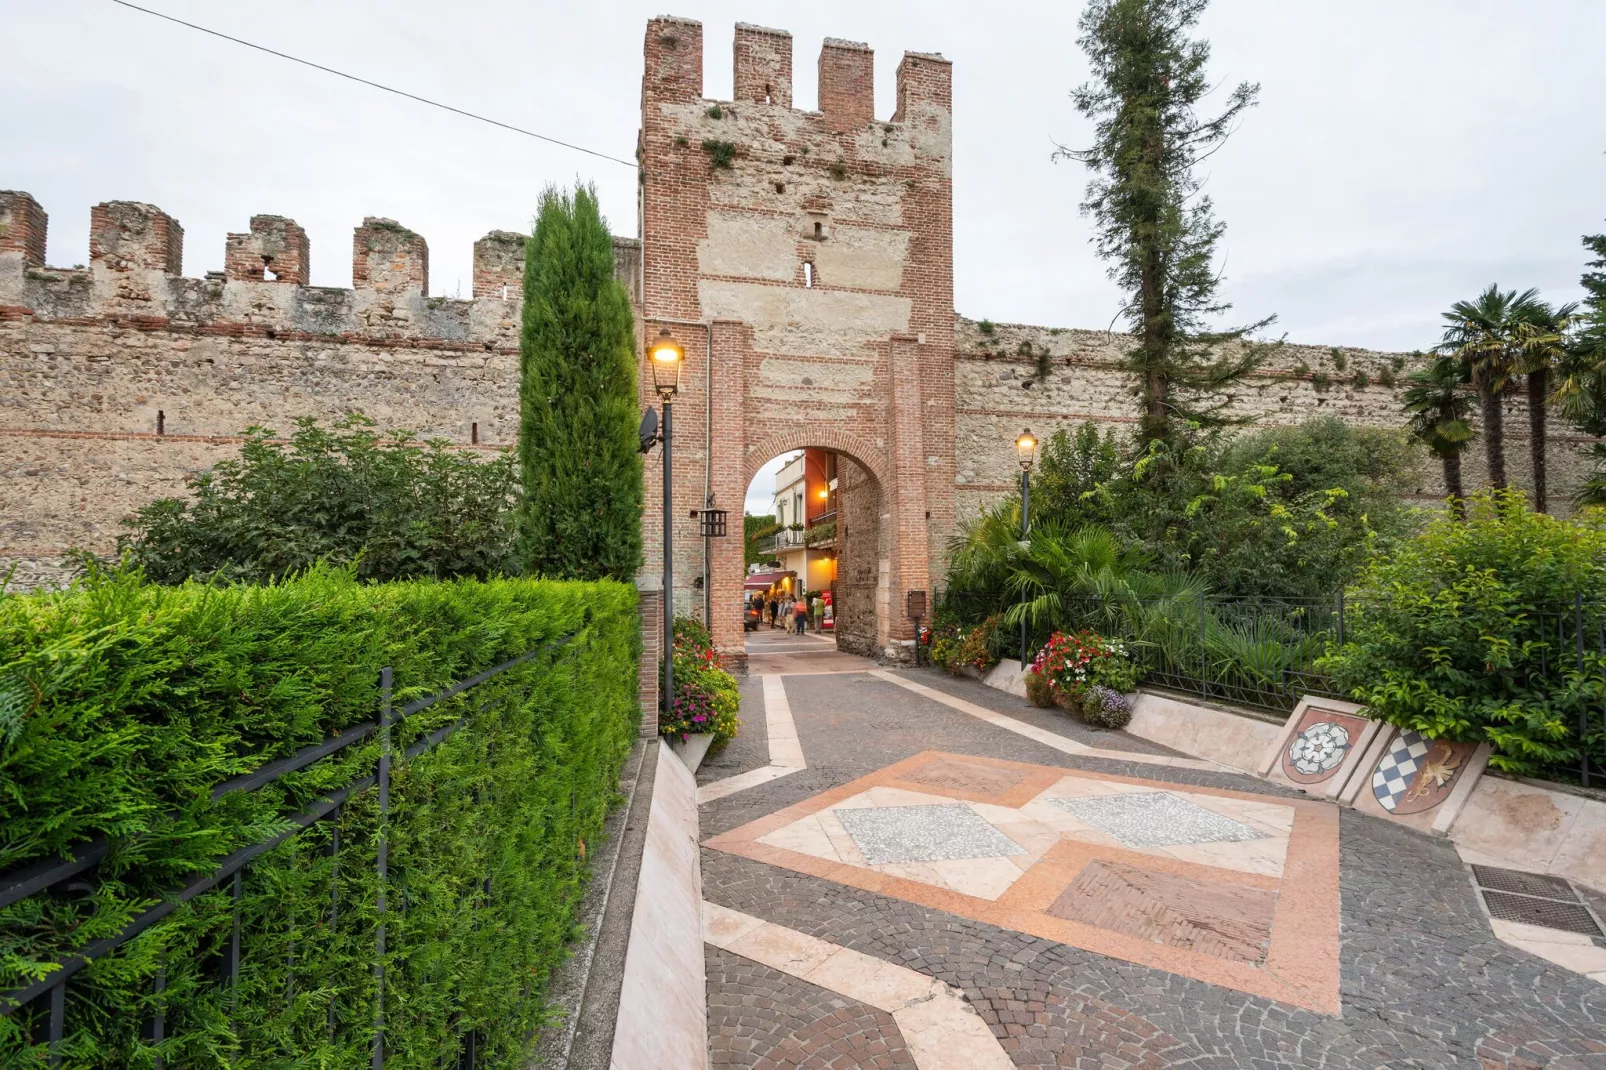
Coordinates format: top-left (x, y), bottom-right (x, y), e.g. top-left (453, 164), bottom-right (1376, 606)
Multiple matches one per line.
top-left (517, 184), bottom-right (643, 580)
top-left (1059, 0), bottom-right (1271, 446)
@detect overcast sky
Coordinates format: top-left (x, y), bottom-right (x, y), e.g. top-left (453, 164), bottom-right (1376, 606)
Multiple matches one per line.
top-left (6, 0), bottom-right (1604, 514)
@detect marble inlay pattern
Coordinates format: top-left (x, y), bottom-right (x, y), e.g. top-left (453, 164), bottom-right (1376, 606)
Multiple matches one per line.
top-left (836, 803), bottom-right (1026, 865)
top-left (705, 750), bottom-right (1343, 1013)
top-left (1049, 791), bottom-right (1267, 848)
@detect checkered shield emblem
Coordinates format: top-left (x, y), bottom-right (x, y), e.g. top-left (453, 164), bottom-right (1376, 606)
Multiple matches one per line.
top-left (1371, 730), bottom-right (1432, 812)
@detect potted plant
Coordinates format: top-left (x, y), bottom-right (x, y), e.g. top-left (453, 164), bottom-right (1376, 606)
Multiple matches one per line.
top-left (662, 617), bottom-right (742, 772)
top-left (1026, 630), bottom-right (1140, 728)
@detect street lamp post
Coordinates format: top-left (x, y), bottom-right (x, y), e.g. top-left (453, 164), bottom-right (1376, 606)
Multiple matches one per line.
top-left (1015, 429), bottom-right (1038, 670)
top-left (649, 328), bottom-right (686, 719)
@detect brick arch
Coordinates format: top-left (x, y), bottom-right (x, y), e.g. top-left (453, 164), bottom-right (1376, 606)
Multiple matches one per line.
top-left (742, 428), bottom-right (890, 492)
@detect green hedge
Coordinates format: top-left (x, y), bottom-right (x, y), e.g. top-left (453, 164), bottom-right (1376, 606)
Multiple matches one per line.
top-left (0, 564), bottom-right (640, 1067)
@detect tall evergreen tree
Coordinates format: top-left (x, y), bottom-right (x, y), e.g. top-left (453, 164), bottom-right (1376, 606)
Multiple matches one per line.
top-left (1060, 0), bottom-right (1271, 446)
top-left (517, 184), bottom-right (643, 580)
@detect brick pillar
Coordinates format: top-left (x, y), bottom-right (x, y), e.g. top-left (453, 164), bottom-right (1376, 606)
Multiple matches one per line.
top-left (90, 201), bottom-right (183, 274)
top-left (0, 191), bottom-right (47, 267)
top-left (353, 217), bottom-right (428, 296)
top-left (734, 23), bottom-right (792, 107)
top-left (708, 320), bottom-right (750, 669)
top-left (224, 215), bottom-right (310, 284)
top-left (888, 335), bottom-right (931, 654)
top-left (472, 230), bottom-right (525, 299)
top-left (638, 586), bottom-right (662, 737)
top-left (818, 38), bottom-right (874, 131)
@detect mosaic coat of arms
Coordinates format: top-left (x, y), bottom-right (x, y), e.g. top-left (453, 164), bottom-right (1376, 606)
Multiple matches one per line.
top-left (1280, 706), bottom-right (1370, 786)
top-left (1370, 729), bottom-right (1478, 814)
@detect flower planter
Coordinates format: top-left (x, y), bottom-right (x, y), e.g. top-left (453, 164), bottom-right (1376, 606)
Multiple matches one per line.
top-left (667, 731), bottom-right (716, 774)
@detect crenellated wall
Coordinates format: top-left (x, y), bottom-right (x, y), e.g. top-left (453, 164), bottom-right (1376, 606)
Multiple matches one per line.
top-left (0, 189), bottom-right (639, 588)
top-left (950, 316), bottom-right (1596, 523)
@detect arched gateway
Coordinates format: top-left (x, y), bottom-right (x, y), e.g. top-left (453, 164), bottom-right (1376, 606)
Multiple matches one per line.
top-left (636, 18), bottom-right (957, 667)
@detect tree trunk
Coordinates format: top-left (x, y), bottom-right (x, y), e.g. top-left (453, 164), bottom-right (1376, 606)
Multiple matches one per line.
top-left (1528, 368), bottom-right (1548, 513)
top-left (1479, 381), bottom-right (1507, 490)
top-left (1443, 450), bottom-right (1464, 520)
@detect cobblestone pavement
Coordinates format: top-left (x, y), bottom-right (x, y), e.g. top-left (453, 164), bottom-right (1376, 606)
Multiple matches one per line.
top-left (697, 649), bottom-right (1606, 1068)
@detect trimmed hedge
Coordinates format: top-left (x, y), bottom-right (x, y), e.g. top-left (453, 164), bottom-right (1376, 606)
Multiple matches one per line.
top-left (0, 564), bottom-right (640, 1067)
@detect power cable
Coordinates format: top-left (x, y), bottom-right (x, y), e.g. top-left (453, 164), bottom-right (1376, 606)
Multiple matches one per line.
top-left (106, 0), bottom-right (637, 169)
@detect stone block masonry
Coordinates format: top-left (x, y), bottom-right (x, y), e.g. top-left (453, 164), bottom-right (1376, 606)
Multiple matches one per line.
top-left (951, 316), bottom-right (1595, 522)
top-left (0, 191), bottom-right (638, 589)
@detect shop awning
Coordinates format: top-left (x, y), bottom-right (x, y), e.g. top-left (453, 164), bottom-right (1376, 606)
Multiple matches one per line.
top-left (745, 571), bottom-right (793, 590)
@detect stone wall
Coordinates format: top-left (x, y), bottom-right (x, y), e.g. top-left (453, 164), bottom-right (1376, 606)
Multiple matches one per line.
top-left (951, 316), bottom-right (1597, 524)
top-left (0, 189), bottom-right (638, 589)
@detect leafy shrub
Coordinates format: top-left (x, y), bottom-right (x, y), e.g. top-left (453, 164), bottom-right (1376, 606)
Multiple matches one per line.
top-left (663, 616), bottom-right (740, 744)
top-left (1013, 417), bottom-right (1419, 601)
top-left (930, 615), bottom-right (1000, 677)
top-left (0, 562), bottom-right (639, 1065)
top-left (119, 414), bottom-right (518, 584)
top-left (1082, 685), bottom-right (1133, 729)
top-left (1319, 489), bottom-right (1606, 777)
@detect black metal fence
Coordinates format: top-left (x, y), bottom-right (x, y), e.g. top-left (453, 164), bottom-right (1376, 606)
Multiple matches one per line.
top-left (0, 631), bottom-right (577, 1068)
top-left (941, 590), bottom-right (1606, 789)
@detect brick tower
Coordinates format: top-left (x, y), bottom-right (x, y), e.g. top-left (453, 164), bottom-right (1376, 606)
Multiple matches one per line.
top-left (637, 18), bottom-right (956, 663)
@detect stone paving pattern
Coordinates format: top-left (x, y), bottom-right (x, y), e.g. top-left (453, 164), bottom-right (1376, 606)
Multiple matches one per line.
top-left (707, 945), bottom-right (918, 1069)
top-left (700, 662), bottom-right (1606, 1067)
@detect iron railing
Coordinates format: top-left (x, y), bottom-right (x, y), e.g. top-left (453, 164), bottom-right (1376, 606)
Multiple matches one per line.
top-left (0, 627), bottom-right (582, 1067)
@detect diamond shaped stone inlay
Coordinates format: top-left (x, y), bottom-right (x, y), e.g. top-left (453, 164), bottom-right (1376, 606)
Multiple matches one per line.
top-left (834, 803), bottom-right (1026, 865)
top-left (1050, 792), bottom-right (1267, 848)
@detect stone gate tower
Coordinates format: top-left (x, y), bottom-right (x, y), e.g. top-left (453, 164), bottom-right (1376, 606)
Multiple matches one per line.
top-left (637, 18), bottom-right (956, 663)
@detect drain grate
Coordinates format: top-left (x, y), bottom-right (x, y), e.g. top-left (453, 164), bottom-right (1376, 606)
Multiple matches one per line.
top-left (1481, 890), bottom-right (1604, 936)
top-left (1472, 865), bottom-right (1579, 902)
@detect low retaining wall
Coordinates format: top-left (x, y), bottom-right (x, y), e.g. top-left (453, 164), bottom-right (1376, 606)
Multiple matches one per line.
top-left (610, 744), bottom-right (707, 1070)
top-left (1126, 691), bottom-right (1285, 773)
top-left (1452, 775), bottom-right (1606, 892)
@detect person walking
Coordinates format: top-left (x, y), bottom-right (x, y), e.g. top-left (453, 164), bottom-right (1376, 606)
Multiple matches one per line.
top-left (768, 595), bottom-right (779, 629)
top-left (792, 596), bottom-right (807, 635)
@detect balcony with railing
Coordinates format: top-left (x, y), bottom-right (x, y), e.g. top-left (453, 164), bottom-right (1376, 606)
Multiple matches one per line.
top-left (759, 513), bottom-right (836, 554)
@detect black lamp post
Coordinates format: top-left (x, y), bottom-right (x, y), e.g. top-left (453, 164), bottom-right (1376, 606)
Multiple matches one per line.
top-left (1015, 428), bottom-right (1038, 669)
top-left (649, 327), bottom-right (685, 716)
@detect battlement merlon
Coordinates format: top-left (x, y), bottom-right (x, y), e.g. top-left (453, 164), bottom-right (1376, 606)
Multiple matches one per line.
top-left (226, 215), bottom-right (310, 284)
top-left (734, 24), bottom-right (792, 108)
top-left (0, 190), bottom-right (48, 268)
top-left (644, 18), bottom-right (950, 128)
top-left (0, 192), bottom-right (641, 341)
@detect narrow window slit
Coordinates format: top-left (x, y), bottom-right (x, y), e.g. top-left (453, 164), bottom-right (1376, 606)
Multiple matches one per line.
top-left (471, 422), bottom-right (479, 445)
top-left (156, 410), bottom-right (165, 436)
top-left (803, 262), bottom-right (815, 288)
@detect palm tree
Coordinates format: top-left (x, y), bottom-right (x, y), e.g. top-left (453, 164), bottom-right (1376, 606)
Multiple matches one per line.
top-left (1401, 354), bottom-right (1475, 517)
top-left (1511, 299), bottom-right (1576, 513)
top-left (1438, 285), bottom-right (1542, 491)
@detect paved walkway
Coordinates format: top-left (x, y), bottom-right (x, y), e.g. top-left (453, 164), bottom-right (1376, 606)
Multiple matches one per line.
top-left (697, 631), bottom-right (1606, 1068)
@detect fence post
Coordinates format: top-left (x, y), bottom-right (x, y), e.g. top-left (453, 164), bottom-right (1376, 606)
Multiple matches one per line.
top-left (373, 666), bottom-right (392, 1070)
top-left (328, 808), bottom-right (340, 1041)
top-left (46, 980), bottom-right (64, 1069)
top-left (1578, 593), bottom-right (1590, 789)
